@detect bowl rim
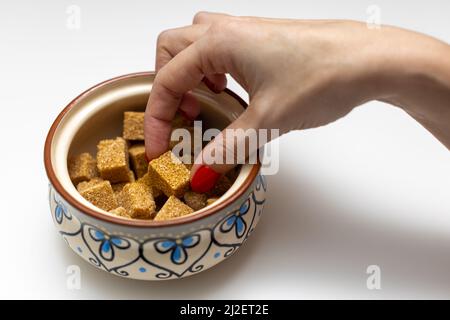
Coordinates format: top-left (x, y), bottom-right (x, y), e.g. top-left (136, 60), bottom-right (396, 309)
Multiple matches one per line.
top-left (44, 71), bottom-right (261, 228)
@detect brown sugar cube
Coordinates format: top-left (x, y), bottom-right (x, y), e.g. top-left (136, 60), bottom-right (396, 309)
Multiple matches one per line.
top-left (206, 175), bottom-right (233, 198)
top-left (112, 170), bottom-right (135, 194)
top-left (109, 207), bottom-right (132, 219)
top-left (183, 191), bottom-right (207, 211)
top-left (112, 182), bottom-right (126, 195)
top-left (77, 179), bottom-right (118, 212)
top-left (154, 196), bottom-right (194, 221)
top-left (123, 112), bottom-right (144, 140)
top-left (129, 144), bottom-right (148, 178)
top-left (148, 151), bottom-right (190, 198)
top-left (97, 137), bottom-right (133, 183)
top-left (111, 170), bottom-right (134, 194)
top-left (114, 189), bottom-right (126, 208)
top-left (120, 182), bottom-right (156, 219)
top-left (68, 153), bottom-right (98, 185)
top-left (137, 173), bottom-right (162, 198)
top-left (206, 197), bottom-right (219, 206)
top-left (127, 169), bottom-right (136, 182)
top-left (76, 177), bottom-right (104, 192)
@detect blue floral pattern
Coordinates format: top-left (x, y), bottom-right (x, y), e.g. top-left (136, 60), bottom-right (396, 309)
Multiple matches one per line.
top-left (88, 228), bottom-right (131, 261)
top-left (49, 174), bottom-right (267, 280)
top-left (54, 195), bottom-right (72, 224)
top-left (219, 199), bottom-right (250, 238)
top-left (154, 235), bottom-right (200, 265)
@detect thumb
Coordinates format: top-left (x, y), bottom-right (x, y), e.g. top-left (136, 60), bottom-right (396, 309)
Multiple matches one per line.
top-left (190, 106), bottom-right (266, 193)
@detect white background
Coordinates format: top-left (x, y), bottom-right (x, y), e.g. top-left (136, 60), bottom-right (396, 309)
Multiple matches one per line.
top-left (1, 0), bottom-right (449, 299)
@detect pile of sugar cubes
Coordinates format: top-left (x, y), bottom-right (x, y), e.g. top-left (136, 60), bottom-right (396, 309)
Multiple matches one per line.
top-left (68, 112), bottom-right (238, 221)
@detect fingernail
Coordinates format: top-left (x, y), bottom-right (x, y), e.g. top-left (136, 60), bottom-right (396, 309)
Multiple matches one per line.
top-left (191, 165), bottom-right (221, 193)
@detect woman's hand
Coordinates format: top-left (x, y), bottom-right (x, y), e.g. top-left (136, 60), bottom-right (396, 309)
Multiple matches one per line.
top-left (145, 12), bottom-right (450, 193)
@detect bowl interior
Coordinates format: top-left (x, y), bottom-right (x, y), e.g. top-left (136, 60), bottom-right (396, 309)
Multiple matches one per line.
top-left (50, 73), bottom-right (254, 222)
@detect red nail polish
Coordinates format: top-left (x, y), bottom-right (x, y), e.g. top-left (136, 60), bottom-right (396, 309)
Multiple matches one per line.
top-left (191, 165), bottom-right (221, 193)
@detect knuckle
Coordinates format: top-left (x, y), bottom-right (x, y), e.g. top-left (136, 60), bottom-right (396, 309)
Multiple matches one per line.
top-left (208, 21), bottom-right (222, 35)
top-left (201, 21), bottom-right (240, 68)
top-left (193, 11), bottom-right (209, 24)
top-left (216, 19), bottom-right (240, 33)
top-left (156, 29), bottom-right (172, 46)
top-left (208, 19), bottom-right (240, 45)
top-left (206, 21), bottom-right (229, 45)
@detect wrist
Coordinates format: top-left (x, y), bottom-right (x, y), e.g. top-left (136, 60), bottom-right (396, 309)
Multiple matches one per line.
top-left (358, 26), bottom-right (450, 148)
top-left (363, 27), bottom-right (450, 117)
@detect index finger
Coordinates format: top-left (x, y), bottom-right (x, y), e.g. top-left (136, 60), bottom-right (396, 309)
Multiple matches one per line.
top-left (144, 41), bottom-right (207, 160)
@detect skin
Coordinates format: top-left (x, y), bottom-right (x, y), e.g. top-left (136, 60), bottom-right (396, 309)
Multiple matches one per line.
top-left (144, 12), bottom-right (450, 179)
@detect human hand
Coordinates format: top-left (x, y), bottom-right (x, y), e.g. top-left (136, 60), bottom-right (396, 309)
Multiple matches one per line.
top-left (145, 12), bottom-right (450, 193)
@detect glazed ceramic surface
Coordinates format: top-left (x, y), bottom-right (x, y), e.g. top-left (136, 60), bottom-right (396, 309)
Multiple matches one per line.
top-left (49, 175), bottom-right (265, 280)
top-left (45, 72), bottom-right (267, 280)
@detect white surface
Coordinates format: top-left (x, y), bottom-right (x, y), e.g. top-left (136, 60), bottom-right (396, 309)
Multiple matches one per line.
top-left (1, 0), bottom-right (449, 299)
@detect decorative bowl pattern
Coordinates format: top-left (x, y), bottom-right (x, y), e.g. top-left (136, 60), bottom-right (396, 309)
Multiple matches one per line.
top-left (44, 72), bottom-right (267, 280)
top-left (49, 175), bottom-right (266, 280)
